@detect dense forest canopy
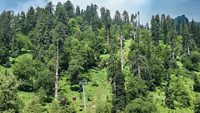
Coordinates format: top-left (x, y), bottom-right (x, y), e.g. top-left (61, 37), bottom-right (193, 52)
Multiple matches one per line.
top-left (0, 0), bottom-right (200, 113)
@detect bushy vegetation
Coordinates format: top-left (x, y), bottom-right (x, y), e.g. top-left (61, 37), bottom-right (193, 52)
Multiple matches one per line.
top-left (0, 0), bottom-right (200, 113)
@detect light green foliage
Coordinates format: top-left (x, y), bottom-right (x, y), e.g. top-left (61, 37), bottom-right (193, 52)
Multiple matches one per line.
top-left (13, 55), bottom-right (37, 91)
top-left (50, 100), bottom-right (60, 113)
top-left (171, 79), bottom-right (191, 108)
top-left (15, 33), bottom-right (33, 52)
top-left (68, 18), bottom-right (80, 35)
top-left (96, 101), bottom-right (111, 113)
top-left (125, 98), bottom-right (157, 113)
top-left (22, 96), bottom-right (43, 113)
top-left (36, 87), bottom-right (47, 104)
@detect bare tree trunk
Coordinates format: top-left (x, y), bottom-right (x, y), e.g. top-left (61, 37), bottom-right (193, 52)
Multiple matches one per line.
top-left (120, 35), bottom-right (124, 71)
top-left (138, 64), bottom-right (141, 77)
top-left (187, 45), bottom-right (190, 55)
top-left (172, 51), bottom-right (175, 59)
top-left (55, 40), bottom-right (59, 99)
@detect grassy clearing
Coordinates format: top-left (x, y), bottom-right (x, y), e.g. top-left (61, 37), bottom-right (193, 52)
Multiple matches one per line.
top-left (17, 91), bottom-right (35, 104)
top-left (59, 68), bottom-right (111, 113)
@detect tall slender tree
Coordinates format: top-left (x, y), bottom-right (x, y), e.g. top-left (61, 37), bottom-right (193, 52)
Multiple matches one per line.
top-left (122, 10), bottom-right (129, 23)
top-left (107, 54), bottom-right (126, 113)
top-left (0, 11), bottom-right (15, 66)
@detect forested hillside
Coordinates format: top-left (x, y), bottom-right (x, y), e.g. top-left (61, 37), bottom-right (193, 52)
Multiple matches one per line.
top-left (0, 1), bottom-right (200, 113)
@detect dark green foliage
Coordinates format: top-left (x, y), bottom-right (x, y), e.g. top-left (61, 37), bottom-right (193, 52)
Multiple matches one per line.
top-left (14, 12), bottom-right (26, 34)
top-left (174, 15), bottom-right (189, 35)
top-left (36, 68), bottom-right (54, 97)
top-left (182, 56), bottom-right (194, 71)
top-left (151, 15), bottom-right (161, 44)
top-left (107, 55), bottom-right (126, 113)
top-left (13, 55), bottom-right (54, 96)
top-left (13, 55), bottom-right (39, 91)
top-left (195, 95), bottom-right (200, 113)
top-left (114, 10), bottom-right (122, 25)
top-left (24, 7), bottom-right (36, 35)
top-left (75, 6), bottom-right (81, 16)
top-left (53, 22), bottom-right (69, 70)
top-left (165, 75), bottom-right (175, 109)
top-left (64, 0), bottom-right (74, 19)
top-left (0, 11), bottom-right (15, 67)
top-left (0, 75), bottom-right (21, 113)
top-left (126, 76), bottom-right (148, 102)
top-left (68, 38), bottom-right (96, 84)
top-left (122, 10), bottom-right (129, 23)
top-left (182, 52), bottom-right (200, 71)
top-left (129, 29), bottom-right (165, 90)
top-left (194, 76), bottom-right (200, 92)
top-left (55, 2), bottom-right (67, 24)
top-left (45, 2), bottom-right (54, 14)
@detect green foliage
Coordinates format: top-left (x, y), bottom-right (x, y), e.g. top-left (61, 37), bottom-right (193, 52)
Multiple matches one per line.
top-left (96, 101), bottom-right (111, 113)
top-left (22, 96), bottom-right (43, 113)
top-left (151, 15), bottom-right (161, 44)
top-left (68, 38), bottom-right (96, 84)
top-left (194, 76), bottom-right (200, 92)
top-left (24, 6), bottom-right (36, 35)
top-left (182, 51), bottom-right (200, 71)
top-left (68, 18), bottom-right (80, 35)
top-left (171, 80), bottom-right (191, 108)
top-left (63, 0), bottom-right (74, 19)
top-left (0, 1), bottom-right (200, 113)
top-left (194, 95), bottom-right (200, 113)
top-left (50, 98), bottom-right (75, 113)
top-left (15, 34), bottom-right (33, 52)
top-left (35, 68), bottom-right (54, 97)
top-left (0, 11), bottom-right (15, 67)
top-left (126, 76), bottom-right (148, 102)
top-left (13, 55), bottom-right (38, 91)
top-left (0, 74), bottom-right (21, 113)
top-left (107, 55), bottom-right (126, 113)
top-left (36, 87), bottom-right (47, 104)
top-left (125, 98), bottom-right (157, 113)
top-left (165, 77), bottom-right (175, 109)
top-left (13, 54), bottom-right (54, 96)
top-left (50, 100), bottom-right (60, 113)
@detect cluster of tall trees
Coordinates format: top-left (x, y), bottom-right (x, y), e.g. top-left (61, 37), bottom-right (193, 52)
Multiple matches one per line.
top-left (0, 0), bottom-right (200, 113)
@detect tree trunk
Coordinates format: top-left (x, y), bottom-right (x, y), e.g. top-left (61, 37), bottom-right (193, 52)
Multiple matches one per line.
top-left (55, 40), bottom-right (59, 99)
top-left (138, 64), bottom-right (141, 77)
top-left (187, 45), bottom-right (190, 55)
top-left (172, 51), bottom-right (175, 59)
